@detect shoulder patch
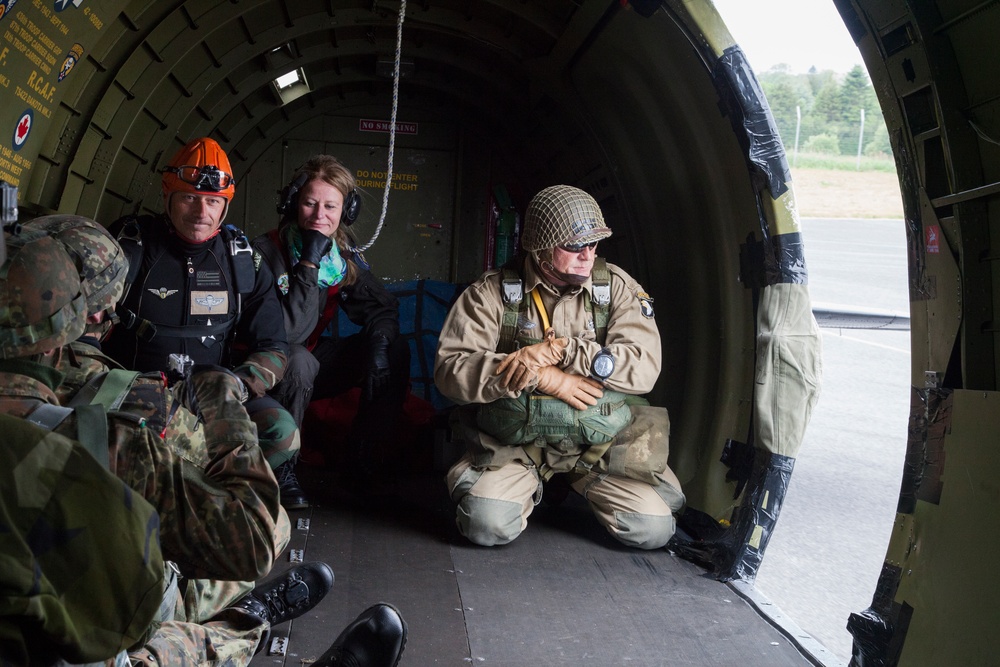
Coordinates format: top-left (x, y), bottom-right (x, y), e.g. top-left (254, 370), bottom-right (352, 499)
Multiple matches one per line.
top-left (253, 249), bottom-right (263, 272)
top-left (637, 290), bottom-right (655, 319)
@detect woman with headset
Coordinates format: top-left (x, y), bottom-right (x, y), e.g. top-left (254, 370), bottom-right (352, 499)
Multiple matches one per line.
top-left (252, 155), bottom-right (410, 496)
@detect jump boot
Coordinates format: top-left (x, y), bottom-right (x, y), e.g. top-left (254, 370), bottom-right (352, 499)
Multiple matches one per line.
top-left (314, 602), bottom-right (407, 667)
top-left (275, 455), bottom-right (309, 509)
top-left (231, 561), bottom-right (335, 651)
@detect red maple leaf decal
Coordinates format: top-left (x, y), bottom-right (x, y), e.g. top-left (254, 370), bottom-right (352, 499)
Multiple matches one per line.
top-left (16, 116), bottom-right (30, 141)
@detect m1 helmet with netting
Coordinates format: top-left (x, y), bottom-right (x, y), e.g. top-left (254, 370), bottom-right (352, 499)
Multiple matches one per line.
top-left (23, 215), bottom-right (128, 316)
top-left (521, 185), bottom-right (612, 252)
top-left (0, 230), bottom-right (87, 358)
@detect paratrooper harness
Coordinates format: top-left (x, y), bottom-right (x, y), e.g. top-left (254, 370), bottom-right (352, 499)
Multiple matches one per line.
top-left (477, 258), bottom-right (639, 481)
top-left (25, 369), bottom-right (140, 468)
top-left (115, 216), bottom-right (256, 344)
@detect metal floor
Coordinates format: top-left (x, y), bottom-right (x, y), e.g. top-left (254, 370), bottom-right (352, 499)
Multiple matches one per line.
top-left (247, 460), bottom-right (824, 667)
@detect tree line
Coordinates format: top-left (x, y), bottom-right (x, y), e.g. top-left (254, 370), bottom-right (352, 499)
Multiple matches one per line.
top-left (758, 64), bottom-right (890, 159)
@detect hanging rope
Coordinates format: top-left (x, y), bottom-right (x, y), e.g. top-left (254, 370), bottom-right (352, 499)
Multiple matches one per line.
top-left (353, 0), bottom-right (407, 253)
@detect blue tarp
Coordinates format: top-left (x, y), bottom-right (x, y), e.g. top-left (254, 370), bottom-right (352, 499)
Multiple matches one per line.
top-left (332, 279), bottom-right (465, 412)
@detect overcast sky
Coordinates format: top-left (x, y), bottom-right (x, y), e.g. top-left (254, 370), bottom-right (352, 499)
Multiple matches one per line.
top-left (710, 0), bottom-right (865, 74)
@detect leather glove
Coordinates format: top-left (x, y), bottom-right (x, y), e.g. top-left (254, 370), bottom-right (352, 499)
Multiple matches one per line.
top-left (364, 333), bottom-right (392, 400)
top-left (299, 228), bottom-right (334, 266)
top-left (535, 366), bottom-right (603, 411)
top-left (495, 331), bottom-right (568, 391)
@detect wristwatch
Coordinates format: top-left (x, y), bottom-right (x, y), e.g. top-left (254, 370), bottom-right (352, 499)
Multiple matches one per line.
top-left (591, 347), bottom-right (615, 382)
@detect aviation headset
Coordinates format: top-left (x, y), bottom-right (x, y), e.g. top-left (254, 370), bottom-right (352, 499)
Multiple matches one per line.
top-left (276, 170), bottom-right (362, 226)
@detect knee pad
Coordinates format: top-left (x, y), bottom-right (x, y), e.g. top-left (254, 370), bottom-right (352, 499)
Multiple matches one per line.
top-left (611, 511), bottom-right (677, 550)
top-left (456, 495), bottom-right (525, 546)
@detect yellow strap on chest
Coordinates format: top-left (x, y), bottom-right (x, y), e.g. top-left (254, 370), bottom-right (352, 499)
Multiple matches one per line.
top-left (529, 287), bottom-right (551, 334)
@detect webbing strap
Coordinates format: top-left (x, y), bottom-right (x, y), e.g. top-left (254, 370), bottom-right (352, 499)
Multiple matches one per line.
top-left (117, 310), bottom-right (232, 342)
top-left (530, 287), bottom-right (551, 333)
top-left (74, 403), bottom-right (110, 468)
top-left (498, 260), bottom-right (612, 352)
top-left (521, 444), bottom-right (554, 481)
top-left (25, 402), bottom-right (73, 431)
top-left (498, 267), bottom-right (523, 354)
top-left (577, 439), bottom-right (613, 470)
top-left (87, 369), bottom-right (141, 412)
top-left (25, 401), bottom-right (110, 469)
top-left (522, 440), bottom-right (613, 480)
top-left (589, 258), bottom-right (610, 344)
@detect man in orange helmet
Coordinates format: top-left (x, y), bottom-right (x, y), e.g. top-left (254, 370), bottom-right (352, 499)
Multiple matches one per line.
top-left (104, 137), bottom-right (309, 510)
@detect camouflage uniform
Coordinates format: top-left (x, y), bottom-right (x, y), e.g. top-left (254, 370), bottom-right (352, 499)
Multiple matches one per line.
top-left (48, 343), bottom-right (292, 579)
top-left (55, 340), bottom-right (286, 663)
top-left (0, 233), bottom-right (163, 664)
top-left (4, 218), bottom-right (289, 665)
top-left (5, 219), bottom-right (290, 582)
top-left (0, 414), bottom-right (164, 666)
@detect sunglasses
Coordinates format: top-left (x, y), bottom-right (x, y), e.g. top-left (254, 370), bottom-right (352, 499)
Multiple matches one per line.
top-left (164, 165), bottom-right (233, 192)
top-left (560, 241), bottom-right (599, 253)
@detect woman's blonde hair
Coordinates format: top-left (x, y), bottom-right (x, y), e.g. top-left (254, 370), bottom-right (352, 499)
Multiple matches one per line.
top-left (283, 154), bottom-right (360, 285)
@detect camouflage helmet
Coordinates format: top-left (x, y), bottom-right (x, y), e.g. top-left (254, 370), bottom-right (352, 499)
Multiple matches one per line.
top-left (23, 215), bottom-right (128, 315)
top-left (521, 185), bottom-right (612, 252)
top-left (0, 230), bottom-right (87, 358)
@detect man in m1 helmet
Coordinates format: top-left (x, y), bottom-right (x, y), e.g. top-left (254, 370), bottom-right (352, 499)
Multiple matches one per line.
top-left (436, 184), bottom-right (685, 550)
top-left (519, 183), bottom-right (614, 284)
top-left (103, 137), bottom-right (309, 510)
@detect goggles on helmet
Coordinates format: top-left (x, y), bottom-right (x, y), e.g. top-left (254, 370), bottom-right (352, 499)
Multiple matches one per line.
top-left (162, 164), bottom-right (234, 192)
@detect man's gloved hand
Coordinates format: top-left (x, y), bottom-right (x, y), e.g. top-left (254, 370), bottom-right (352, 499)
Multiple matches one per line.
top-left (364, 333), bottom-right (391, 400)
top-left (535, 366), bottom-right (603, 410)
top-left (173, 366), bottom-right (249, 422)
top-left (192, 365), bottom-right (249, 403)
top-left (495, 331), bottom-right (568, 391)
top-left (299, 228), bottom-right (333, 266)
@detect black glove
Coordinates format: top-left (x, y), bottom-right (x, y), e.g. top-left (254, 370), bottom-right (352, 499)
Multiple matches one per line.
top-left (364, 333), bottom-right (391, 400)
top-left (299, 228), bottom-right (333, 266)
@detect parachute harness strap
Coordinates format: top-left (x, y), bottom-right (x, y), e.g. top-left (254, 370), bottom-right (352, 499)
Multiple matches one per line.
top-left (353, 0), bottom-right (407, 253)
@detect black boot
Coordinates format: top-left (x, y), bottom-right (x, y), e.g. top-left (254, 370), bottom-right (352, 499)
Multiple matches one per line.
top-left (315, 603), bottom-right (407, 667)
top-left (232, 562), bottom-right (334, 628)
top-left (275, 458), bottom-right (309, 509)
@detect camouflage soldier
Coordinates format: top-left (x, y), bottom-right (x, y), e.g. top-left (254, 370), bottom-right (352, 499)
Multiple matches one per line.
top-left (0, 414), bottom-right (164, 665)
top-left (12, 216), bottom-right (406, 666)
top-left (437, 185), bottom-right (686, 549)
top-left (1, 219), bottom-right (286, 582)
top-left (0, 230), bottom-right (162, 664)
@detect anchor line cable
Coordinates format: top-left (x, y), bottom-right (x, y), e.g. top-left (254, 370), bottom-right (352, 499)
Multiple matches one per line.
top-left (353, 0), bottom-right (407, 253)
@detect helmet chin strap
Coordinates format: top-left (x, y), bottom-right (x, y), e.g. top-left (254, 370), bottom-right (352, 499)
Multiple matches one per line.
top-left (539, 258), bottom-right (589, 286)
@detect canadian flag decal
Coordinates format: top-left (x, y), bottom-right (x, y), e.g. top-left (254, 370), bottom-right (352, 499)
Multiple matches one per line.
top-left (12, 110), bottom-right (32, 150)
